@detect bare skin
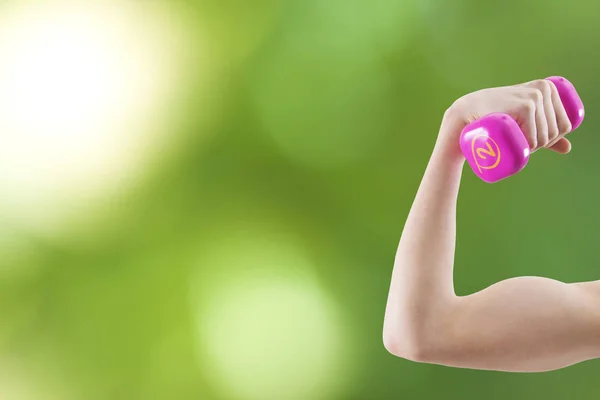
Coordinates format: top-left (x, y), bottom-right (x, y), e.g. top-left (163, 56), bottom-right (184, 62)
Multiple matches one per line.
top-left (383, 79), bottom-right (600, 372)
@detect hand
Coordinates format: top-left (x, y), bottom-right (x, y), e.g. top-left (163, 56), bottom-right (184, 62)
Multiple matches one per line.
top-left (438, 80), bottom-right (574, 157)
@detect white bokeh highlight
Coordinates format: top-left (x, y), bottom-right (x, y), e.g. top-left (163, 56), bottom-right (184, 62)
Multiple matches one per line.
top-left (0, 0), bottom-right (193, 236)
top-left (193, 232), bottom-right (352, 400)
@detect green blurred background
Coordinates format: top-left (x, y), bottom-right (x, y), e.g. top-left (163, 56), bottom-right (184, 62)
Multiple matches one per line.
top-left (1, 0), bottom-right (599, 399)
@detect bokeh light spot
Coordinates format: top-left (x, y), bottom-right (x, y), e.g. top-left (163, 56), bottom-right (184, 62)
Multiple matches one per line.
top-left (193, 233), bottom-right (352, 400)
top-left (0, 0), bottom-right (199, 238)
top-left (0, 350), bottom-right (76, 400)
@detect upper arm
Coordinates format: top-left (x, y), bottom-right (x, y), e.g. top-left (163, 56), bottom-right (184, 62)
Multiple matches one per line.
top-left (420, 277), bottom-right (600, 372)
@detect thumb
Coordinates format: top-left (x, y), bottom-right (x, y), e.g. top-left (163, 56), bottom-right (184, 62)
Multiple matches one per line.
top-left (548, 137), bottom-right (572, 154)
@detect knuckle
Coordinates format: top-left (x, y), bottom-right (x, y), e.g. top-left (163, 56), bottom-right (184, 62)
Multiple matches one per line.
top-left (531, 79), bottom-right (551, 91)
top-left (530, 88), bottom-right (544, 102)
top-left (526, 79), bottom-right (552, 98)
top-left (559, 119), bottom-right (573, 134)
top-left (530, 139), bottom-right (538, 150)
top-left (527, 133), bottom-right (538, 148)
top-left (521, 100), bottom-right (536, 113)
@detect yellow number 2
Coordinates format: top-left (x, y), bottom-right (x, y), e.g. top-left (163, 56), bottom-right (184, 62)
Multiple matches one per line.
top-left (471, 134), bottom-right (501, 173)
top-left (476, 142), bottom-right (496, 160)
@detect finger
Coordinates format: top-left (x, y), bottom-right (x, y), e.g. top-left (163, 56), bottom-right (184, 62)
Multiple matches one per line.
top-left (545, 80), bottom-right (573, 149)
top-left (531, 88), bottom-right (549, 151)
top-left (548, 137), bottom-right (572, 154)
top-left (538, 80), bottom-right (560, 145)
top-left (517, 100), bottom-right (538, 151)
top-left (547, 80), bottom-right (572, 135)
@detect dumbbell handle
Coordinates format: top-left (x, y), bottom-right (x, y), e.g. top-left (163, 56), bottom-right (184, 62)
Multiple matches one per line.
top-left (459, 76), bottom-right (584, 183)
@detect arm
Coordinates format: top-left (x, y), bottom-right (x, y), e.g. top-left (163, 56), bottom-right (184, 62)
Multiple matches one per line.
top-left (383, 82), bottom-right (600, 373)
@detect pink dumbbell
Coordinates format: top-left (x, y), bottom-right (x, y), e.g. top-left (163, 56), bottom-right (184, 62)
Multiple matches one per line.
top-left (459, 76), bottom-right (584, 183)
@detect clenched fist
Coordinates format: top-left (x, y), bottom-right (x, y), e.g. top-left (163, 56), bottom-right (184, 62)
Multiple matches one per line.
top-left (439, 79), bottom-right (574, 157)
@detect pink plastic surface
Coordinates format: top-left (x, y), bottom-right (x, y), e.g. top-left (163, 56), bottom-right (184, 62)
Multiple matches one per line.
top-left (460, 114), bottom-right (531, 183)
top-left (546, 76), bottom-right (585, 130)
top-left (460, 76), bottom-right (584, 183)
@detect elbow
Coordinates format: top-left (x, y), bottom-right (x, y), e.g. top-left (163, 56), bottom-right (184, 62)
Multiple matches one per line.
top-left (383, 298), bottom-right (461, 363)
top-left (383, 328), bottom-right (436, 363)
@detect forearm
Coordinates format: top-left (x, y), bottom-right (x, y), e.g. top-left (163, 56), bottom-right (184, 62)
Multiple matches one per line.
top-left (383, 120), bottom-right (465, 354)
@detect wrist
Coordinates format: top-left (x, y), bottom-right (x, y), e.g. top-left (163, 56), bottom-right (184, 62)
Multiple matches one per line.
top-left (434, 111), bottom-right (467, 167)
